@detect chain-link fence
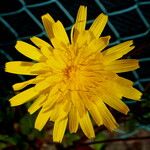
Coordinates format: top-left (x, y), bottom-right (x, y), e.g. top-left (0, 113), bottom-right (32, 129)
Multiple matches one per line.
top-left (0, 0), bottom-right (150, 149)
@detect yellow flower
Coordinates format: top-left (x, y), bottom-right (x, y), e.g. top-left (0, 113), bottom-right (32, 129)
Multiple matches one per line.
top-left (5, 6), bottom-right (142, 142)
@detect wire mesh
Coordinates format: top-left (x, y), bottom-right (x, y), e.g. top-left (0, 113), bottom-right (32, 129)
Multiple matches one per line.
top-left (0, 0), bottom-right (150, 146)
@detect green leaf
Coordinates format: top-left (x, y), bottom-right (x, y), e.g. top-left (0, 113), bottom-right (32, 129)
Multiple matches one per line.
top-left (91, 133), bottom-right (106, 150)
top-left (28, 129), bottom-right (45, 140)
top-left (0, 142), bottom-right (7, 149)
top-left (63, 132), bottom-right (80, 147)
top-left (20, 114), bottom-right (34, 135)
top-left (0, 134), bottom-right (17, 145)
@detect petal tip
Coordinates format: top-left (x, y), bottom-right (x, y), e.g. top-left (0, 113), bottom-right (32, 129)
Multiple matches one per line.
top-left (9, 99), bottom-right (17, 107)
top-left (41, 13), bottom-right (50, 19)
top-left (79, 5), bottom-right (87, 9)
top-left (15, 41), bottom-right (22, 48)
top-left (101, 13), bottom-right (108, 17)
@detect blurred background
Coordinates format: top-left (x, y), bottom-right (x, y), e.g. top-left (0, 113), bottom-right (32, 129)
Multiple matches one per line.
top-left (0, 0), bottom-right (150, 149)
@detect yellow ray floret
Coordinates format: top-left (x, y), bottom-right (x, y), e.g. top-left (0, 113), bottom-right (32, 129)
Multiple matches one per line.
top-left (15, 41), bottom-right (43, 61)
top-left (5, 5), bottom-right (142, 143)
top-left (41, 13), bottom-right (55, 40)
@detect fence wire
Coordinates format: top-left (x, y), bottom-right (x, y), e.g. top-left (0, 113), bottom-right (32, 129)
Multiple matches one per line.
top-left (0, 0), bottom-right (150, 143)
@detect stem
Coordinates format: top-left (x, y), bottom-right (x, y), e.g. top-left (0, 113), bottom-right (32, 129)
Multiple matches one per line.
top-left (80, 136), bottom-right (150, 145)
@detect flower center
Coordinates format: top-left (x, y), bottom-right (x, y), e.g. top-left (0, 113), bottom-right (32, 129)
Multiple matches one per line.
top-left (64, 65), bottom-right (77, 79)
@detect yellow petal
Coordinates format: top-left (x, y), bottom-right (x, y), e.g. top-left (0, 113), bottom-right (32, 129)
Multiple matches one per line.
top-left (70, 24), bottom-right (75, 44)
top-left (43, 85), bottom-right (61, 110)
top-left (28, 94), bottom-right (47, 114)
top-left (96, 81), bottom-right (122, 98)
top-left (46, 86), bottom-right (68, 121)
top-left (13, 75), bottom-right (45, 91)
top-left (41, 13), bottom-right (55, 40)
top-left (5, 61), bottom-right (36, 75)
top-left (12, 79), bottom-right (35, 91)
top-left (69, 106), bottom-right (79, 133)
top-left (79, 112), bottom-right (95, 139)
top-left (100, 90), bottom-right (129, 114)
top-left (105, 59), bottom-right (139, 73)
top-left (47, 56), bottom-right (65, 70)
top-left (34, 75), bottom-right (62, 92)
top-left (52, 21), bottom-right (69, 45)
top-left (73, 5), bottom-right (87, 43)
top-left (56, 102), bottom-right (69, 121)
top-left (80, 93), bottom-right (102, 126)
top-left (41, 47), bottom-right (52, 59)
top-left (124, 87), bottom-right (142, 100)
top-left (95, 100), bottom-right (118, 131)
top-left (87, 36), bottom-right (110, 54)
top-left (89, 13), bottom-right (108, 38)
top-left (116, 76), bottom-right (133, 86)
top-left (89, 105), bottom-right (103, 126)
top-left (75, 5), bottom-right (87, 32)
top-left (10, 87), bottom-right (39, 106)
top-left (75, 35), bottom-right (110, 63)
top-left (115, 82), bottom-right (142, 100)
top-left (15, 41), bottom-right (43, 61)
top-left (34, 79), bottom-right (51, 92)
top-left (103, 40), bottom-right (134, 63)
top-left (31, 62), bottom-right (50, 74)
top-left (53, 49), bottom-right (67, 68)
top-left (50, 37), bottom-right (64, 49)
top-left (76, 31), bottom-right (91, 48)
top-left (30, 36), bottom-right (52, 48)
top-left (53, 118), bottom-right (68, 143)
top-left (63, 99), bottom-right (72, 114)
top-left (71, 91), bottom-right (86, 117)
top-left (49, 106), bottom-right (59, 121)
top-left (35, 108), bottom-right (51, 131)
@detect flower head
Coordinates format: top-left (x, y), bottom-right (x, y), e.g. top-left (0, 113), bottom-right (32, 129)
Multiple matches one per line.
top-left (5, 6), bottom-right (142, 142)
